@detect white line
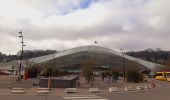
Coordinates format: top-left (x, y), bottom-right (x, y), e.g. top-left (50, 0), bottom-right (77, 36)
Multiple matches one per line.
top-left (65, 95), bottom-right (100, 97)
top-left (64, 96), bottom-right (101, 99)
top-left (74, 99), bottom-right (109, 100)
top-left (63, 94), bottom-right (110, 100)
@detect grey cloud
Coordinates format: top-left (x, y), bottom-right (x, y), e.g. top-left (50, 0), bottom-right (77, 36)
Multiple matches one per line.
top-left (0, 0), bottom-right (170, 54)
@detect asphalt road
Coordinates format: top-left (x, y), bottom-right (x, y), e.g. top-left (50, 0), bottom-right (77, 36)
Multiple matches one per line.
top-left (0, 80), bottom-right (169, 100)
top-left (101, 80), bottom-right (170, 100)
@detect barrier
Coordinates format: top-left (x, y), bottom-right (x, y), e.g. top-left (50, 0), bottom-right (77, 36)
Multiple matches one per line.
top-left (125, 87), bottom-right (133, 92)
top-left (11, 88), bottom-right (25, 94)
top-left (11, 90), bottom-right (25, 94)
top-left (65, 88), bottom-right (77, 93)
top-left (36, 88), bottom-right (50, 94)
top-left (109, 87), bottom-right (119, 92)
top-left (137, 86), bottom-right (144, 90)
top-left (89, 88), bottom-right (100, 93)
top-left (144, 85), bottom-right (151, 89)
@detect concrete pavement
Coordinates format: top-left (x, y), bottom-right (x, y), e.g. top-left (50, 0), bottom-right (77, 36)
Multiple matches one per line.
top-left (0, 75), bottom-right (170, 100)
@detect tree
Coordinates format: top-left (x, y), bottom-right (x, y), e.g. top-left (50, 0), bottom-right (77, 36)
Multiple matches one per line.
top-left (82, 61), bottom-right (94, 84)
top-left (27, 66), bottom-right (38, 78)
top-left (44, 67), bottom-right (53, 77)
top-left (126, 48), bottom-right (170, 65)
top-left (126, 60), bottom-right (141, 72)
top-left (126, 70), bottom-right (143, 83)
top-left (159, 59), bottom-right (170, 71)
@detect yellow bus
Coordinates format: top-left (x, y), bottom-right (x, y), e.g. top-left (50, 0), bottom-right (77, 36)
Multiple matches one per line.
top-left (155, 72), bottom-right (170, 82)
top-left (165, 72), bottom-right (170, 82)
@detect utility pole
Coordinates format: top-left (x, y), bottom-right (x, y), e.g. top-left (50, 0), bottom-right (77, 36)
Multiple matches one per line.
top-left (18, 31), bottom-right (26, 82)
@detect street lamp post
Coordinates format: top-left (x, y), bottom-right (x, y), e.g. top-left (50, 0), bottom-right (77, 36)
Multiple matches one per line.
top-left (53, 53), bottom-right (56, 77)
top-left (17, 31), bottom-right (26, 82)
top-left (120, 49), bottom-right (126, 82)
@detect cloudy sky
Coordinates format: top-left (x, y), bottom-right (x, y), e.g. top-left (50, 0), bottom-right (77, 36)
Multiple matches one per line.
top-left (0, 0), bottom-right (170, 54)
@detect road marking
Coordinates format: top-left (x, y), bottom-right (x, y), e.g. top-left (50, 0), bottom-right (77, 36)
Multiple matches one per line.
top-left (63, 94), bottom-right (109, 100)
top-left (73, 99), bottom-right (108, 100)
top-left (64, 95), bottom-right (101, 97)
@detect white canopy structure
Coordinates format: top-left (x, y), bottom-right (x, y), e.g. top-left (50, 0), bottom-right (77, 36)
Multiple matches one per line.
top-left (28, 45), bottom-right (163, 71)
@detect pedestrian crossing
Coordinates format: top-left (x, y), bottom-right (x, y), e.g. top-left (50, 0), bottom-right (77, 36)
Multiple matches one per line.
top-left (63, 94), bottom-right (109, 100)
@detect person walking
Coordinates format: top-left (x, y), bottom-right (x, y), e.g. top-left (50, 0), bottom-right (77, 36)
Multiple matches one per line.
top-left (108, 72), bottom-right (111, 83)
top-left (112, 71), bottom-right (115, 83)
top-left (115, 71), bottom-right (119, 83)
top-left (102, 72), bottom-right (105, 81)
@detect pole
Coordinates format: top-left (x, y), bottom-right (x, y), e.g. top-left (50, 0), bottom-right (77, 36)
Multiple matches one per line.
top-left (123, 53), bottom-right (125, 82)
top-left (53, 54), bottom-right (56, 76)
top-left (18, 31), bottom-right (25, 83)
top-left (48, 76), bottom-right (51, 89)
top-left (120, 49), bottom-right (126, 82)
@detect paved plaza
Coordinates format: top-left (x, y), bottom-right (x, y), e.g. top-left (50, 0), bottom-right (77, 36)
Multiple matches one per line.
top-left (0, 75), bottom-right (170, 100)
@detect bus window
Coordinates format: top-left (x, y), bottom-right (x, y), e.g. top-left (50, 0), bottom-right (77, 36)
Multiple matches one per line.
top-left (155, 73), bottom-right (163, 76)
top-left (166, 73), bottom-right (170, 78)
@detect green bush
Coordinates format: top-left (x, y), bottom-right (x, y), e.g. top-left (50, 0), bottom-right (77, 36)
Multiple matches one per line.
top-left (126, 70), bottom-right (143, 83)
top-left (27, 66), bottom-right (38, 78)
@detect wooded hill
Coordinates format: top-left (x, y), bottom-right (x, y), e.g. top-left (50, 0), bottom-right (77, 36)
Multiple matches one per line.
top-left (126, 48), bottom-right (170, 65)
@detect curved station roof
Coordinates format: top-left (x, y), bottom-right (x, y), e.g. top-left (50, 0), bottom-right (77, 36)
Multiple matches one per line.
top-left (28, 45), bottom-right (163, 71)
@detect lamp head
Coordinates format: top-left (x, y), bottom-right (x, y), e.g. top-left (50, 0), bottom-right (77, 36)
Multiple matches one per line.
top-left (19, 31), bottom-right (22, 34)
